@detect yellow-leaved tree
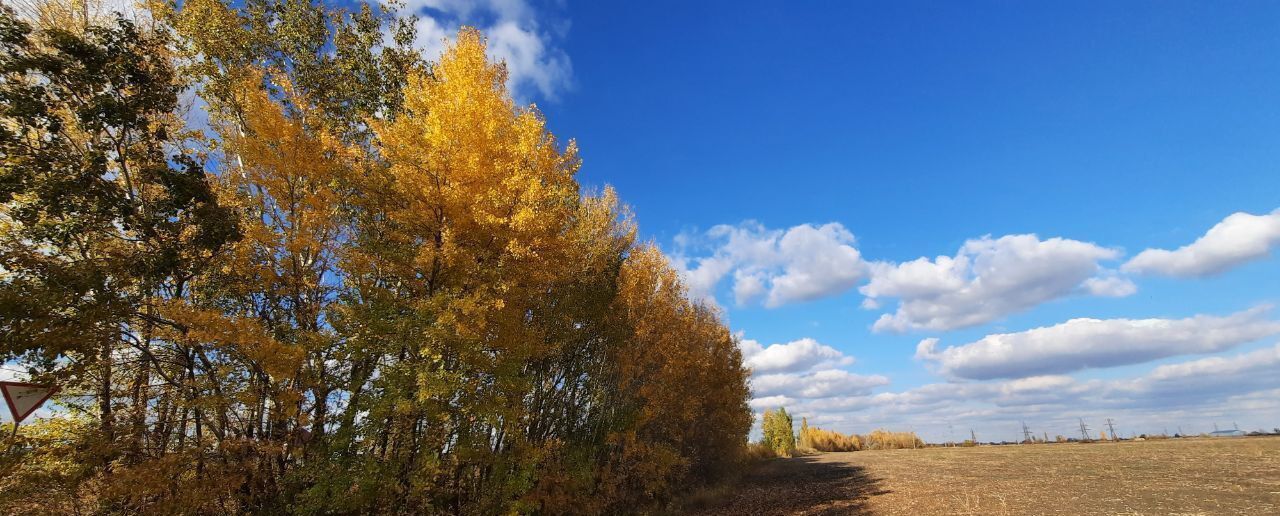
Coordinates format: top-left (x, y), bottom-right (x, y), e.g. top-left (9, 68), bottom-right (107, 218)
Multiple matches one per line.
top-left (0, 3), bottom-right (752, 513)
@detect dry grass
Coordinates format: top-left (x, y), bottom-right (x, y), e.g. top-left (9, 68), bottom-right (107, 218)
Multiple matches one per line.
top-left (745, 441), bottom-right (781, 460)
top-left (694, 436), bottom-right (1280, 515)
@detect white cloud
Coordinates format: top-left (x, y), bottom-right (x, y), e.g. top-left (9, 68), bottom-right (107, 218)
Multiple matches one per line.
top-left (913, 338), bottom-right (940, 361)
top-left (751, 369), bottom-right (889, 399)
top-left (731, 271), bottom-right (766, 306)
top-left (748, 395), bottom-right (796, 411)
top-left (916, 306), bottom-right (1280, 380)
top-left (1081, 274), bottom-right (1138, 297)
top-left (1144, 343), bottom-right (1280, 382)
top-left (738, 334), bottom-right (889, 429)
top-left (401, 0), bottom-right (572, 100)
top-left (1123, 208), bottom-right (1280, 278)
top-left (669, 255), bottom-right (732, 307)
top-left (1119, 343), bottom-right (1280, 402)
top-left (672, 222), bottom-right (867, 308)
top-left (862, 234), bottom-right (1130, 333)
top-left (856, 374), bottom-right (1086, 411)
top-left (0, 366), bottom-right (24, 384)
top-left (738, 337), bottom-right (854, 374)
top-left (765, 224), bottom-right (867, 306)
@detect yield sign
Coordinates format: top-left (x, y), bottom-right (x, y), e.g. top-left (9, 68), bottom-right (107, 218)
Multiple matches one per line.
top-left (0, 381), bottom-right (59, 424)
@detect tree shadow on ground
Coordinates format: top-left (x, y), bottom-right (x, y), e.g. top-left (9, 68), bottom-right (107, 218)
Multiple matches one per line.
top-left (686, 455), bottom-right (888, 515)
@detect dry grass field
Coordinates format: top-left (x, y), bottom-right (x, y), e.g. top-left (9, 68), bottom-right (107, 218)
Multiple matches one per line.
top-left (692, 436), bottom-right (1280, 515)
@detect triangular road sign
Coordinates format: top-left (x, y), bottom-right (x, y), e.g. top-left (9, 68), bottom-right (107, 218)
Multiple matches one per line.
top-left (0, 381), bottom-right (59, 423)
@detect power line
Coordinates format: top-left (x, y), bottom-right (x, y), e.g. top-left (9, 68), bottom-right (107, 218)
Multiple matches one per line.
top-left (1078, 418), bottom-right (1091, 441)
top-left (1021, 421), bottom-right (1033, 444)
top-left (1105, 418), bottom-right (1118, 442)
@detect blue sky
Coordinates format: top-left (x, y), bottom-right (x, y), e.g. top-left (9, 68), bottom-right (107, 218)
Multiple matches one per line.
top-left (398, 0), bottom-right (1280, 442)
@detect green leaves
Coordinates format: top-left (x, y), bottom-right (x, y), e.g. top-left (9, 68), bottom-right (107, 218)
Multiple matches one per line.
top-left (0, 2), bottom-right (238, 485)
top-left (762, 407), bottom-right (797, 457)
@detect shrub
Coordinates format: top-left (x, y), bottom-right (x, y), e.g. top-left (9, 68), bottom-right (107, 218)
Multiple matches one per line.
top-left (863, 429), bottom-right (925, 450)
top-left (745, 442), bottom-right (779, 461)
top-left (798, 418), bottom-right (862, 452)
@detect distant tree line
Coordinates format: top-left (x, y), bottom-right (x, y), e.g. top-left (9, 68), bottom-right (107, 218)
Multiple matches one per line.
top-left (755, 409), bottom-right (923, 457)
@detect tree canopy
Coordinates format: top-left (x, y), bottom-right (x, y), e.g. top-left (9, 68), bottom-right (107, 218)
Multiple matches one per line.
top-left (0, 2), bottom-right (751, 513)
top-left (761, 407), bottom-right (796, 457)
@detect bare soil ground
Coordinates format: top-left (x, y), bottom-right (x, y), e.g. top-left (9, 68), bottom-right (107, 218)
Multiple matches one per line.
top-left (690, 437), bottom-right (1280, 515)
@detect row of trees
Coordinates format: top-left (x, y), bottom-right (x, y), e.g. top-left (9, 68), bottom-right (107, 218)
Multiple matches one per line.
top-left (0, 1), bottom-right (751, 513)
top-left (759, 409), bottom-right (926, 456)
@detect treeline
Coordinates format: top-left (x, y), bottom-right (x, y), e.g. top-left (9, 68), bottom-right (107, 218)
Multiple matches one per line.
top-left (758, 410), bottom-right (923, 457)
top-left (0, 1), bottom-right (751, 513)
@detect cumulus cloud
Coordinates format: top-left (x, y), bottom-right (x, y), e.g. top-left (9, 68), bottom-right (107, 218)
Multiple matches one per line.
top-left (1123, 208), bottom-right (1280, 278)
top-left (731, 271), bottom-right (767, 306)
top-left (668, 254), bottom-right (732, 307)
top-left (402, 0), bottom-right (572, 100)
top-left (738, 337), bottom-right (854, 374)
top-left (672, 222), bottom-right (867, 308)
top-left (1081, 274), bottom-right (1138, 297)
top-left (751, 369), bottom-right (889, 399)
top-left (1116, 343), bottom-right (1280, 403)
top-left (748, 395), bottom-right (797, 411)
top-left (916, 306), bottom-right (1280, 380)
top-left (861, 234), bottom-right (1130, 333)
top-left (857, 374), bottom-right (1087, 411)
top-left (738, 334), bottom-right (889, 428)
